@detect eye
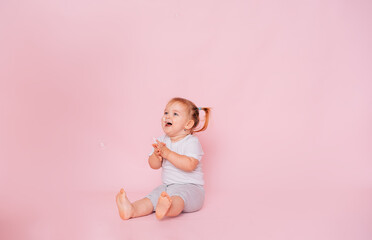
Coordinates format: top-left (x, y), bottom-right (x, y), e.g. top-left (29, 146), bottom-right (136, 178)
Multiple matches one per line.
top-left (174, 113), bottom-right (179, 116)
top-left (164, 112), bottom-right (168, 115)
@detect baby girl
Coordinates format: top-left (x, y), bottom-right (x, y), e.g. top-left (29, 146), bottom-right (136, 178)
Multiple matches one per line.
top-left (116, 97), bottom-right (210, 220)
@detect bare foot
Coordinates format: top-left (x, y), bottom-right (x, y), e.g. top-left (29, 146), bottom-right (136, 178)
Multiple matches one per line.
top-left (116, 188), bottom-right (134, 220)
top-left (155, 192), bottom-right (172, 220)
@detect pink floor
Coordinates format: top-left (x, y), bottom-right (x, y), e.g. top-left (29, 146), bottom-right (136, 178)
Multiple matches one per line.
top-left (2, 187), bottom-right (371, 240)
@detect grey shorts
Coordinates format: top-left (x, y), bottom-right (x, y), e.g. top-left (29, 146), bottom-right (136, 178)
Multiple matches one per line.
top-left (146, 183), bottom-right (205, 213)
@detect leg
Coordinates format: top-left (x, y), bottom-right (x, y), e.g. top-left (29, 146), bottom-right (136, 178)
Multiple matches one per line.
top-left (132, 198), bottom-right (154, 218)
top-left (116, 188), bottom-right (153, 220)
top-left (155, 192), bottom-right (185, 219)
top-left (166, 196), bottom-right (185, 217)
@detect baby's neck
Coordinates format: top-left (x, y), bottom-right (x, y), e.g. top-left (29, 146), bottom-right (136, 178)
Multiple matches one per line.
top-left (169, 133), bottom-right (190, 143)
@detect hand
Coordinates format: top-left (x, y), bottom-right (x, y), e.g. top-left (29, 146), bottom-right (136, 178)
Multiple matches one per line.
top-left (156, 140), bottom-right (171, 159)
top-left (152, 143), bottom-right (163, 161)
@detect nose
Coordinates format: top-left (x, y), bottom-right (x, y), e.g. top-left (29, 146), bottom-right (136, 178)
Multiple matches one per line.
top-left (163, 115), bottom-right (173, 123)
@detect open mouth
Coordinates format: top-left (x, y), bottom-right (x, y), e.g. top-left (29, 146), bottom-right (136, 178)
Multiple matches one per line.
top-left (165, 121), bottom-right (173, 127)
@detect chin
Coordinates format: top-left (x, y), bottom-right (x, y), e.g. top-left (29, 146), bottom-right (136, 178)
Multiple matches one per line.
top-left (163, 128), bottom-right (171, 135)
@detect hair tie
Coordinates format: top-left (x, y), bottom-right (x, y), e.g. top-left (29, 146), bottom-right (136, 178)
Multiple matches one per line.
top-left (198, 107), bottom-right (202, 110)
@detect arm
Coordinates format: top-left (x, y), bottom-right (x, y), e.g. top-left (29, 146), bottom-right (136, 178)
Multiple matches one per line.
top-left (148, 143), bottom-right (163, 169)
top-left (148, 153), bottom-right (162, 169)
top-left (156, 141), bottom-right (198, 172)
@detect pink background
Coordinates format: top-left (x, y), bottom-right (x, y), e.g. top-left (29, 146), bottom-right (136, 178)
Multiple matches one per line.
top-left (1, 0), bottom-right (371, 239)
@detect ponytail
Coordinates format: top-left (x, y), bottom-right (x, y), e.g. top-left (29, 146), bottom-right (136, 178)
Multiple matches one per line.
top-left (194, 107), bottom-right (211, 133)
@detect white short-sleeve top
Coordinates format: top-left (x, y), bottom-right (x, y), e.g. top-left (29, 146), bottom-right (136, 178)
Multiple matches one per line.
top-left (150, 134), bottom-right (204, 185)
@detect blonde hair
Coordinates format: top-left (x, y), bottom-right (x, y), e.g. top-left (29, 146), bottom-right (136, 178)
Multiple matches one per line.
top-left (167, 97), bottom-right (211, 134)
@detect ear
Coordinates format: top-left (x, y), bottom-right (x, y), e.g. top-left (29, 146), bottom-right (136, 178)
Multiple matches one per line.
top-left (184, 119), bottom-right (195, 130)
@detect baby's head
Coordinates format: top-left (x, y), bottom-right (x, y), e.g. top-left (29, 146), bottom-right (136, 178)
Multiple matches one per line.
top-left (162, 97), bottom-right (210, 137)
